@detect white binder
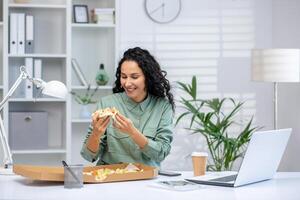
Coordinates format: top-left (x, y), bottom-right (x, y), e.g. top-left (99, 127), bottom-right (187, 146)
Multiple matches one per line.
top-left (33, 59), bottom-right (42, 97)
top-left (71, 58), bottom-right (88, 86)
top-left (17, 13), bottom-right (25, 54)
top-left (25, 15), bottom-right (34, 53)
top-left (9, 13), bottom-right (18, 54)
top-left (25, 58), bottom-right (33, 99)
top-left (34, 59), bottom-right (42, 79)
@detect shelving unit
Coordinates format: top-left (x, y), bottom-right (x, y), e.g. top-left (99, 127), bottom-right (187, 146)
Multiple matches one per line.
top-left (70, 0), bottom-right (118, 164)
top-left (8, 53), bottom-right (67, 58)
top-left (71, 23), bottom-right (115, 28)
top-left (0, 0), bottom-right (119, 166)
top-left (8, 4), bottom-right (67, 9)
top-left (71, 85), bottom-right (113, 90)
top-left (8, 98), bottom-right (67, 102)
top-left (71, 118), bottom-right (91, 123)
top-left (12, 149), bottom-right (67, 154)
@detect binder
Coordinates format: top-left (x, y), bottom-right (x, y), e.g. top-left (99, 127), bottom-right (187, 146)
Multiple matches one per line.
top-left (33, 59), bottom-right (42, 97)
top-left (34, 59), bottom-right (42, 79)
top-left (25, 15), bottom-right (34, 53)
top-left (9, 13), bottom-right (18, 54)
top-left (25, 58), bottom-right (33, 99)
top-left (71, 58), bottom-right (88, 86)
top-left (17, 13), bottom-right (25, 54)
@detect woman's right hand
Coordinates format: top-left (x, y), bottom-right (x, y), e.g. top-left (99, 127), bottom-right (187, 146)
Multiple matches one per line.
top-left (87, 114), bottom-right (110, 153)
top-left (91, 113), bottom-right (110, 138)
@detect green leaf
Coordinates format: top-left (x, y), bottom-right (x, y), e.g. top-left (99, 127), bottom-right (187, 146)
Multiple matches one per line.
top-left (191, 76), bottom-right (197, 100)
top-left (175, 112), bottom-right (190, 125)
top-left (177, 81), bottom-right (191, 95)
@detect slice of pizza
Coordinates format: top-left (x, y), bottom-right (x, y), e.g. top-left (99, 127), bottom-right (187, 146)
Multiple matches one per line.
top-left (92, 107), bottom-right (119, 120)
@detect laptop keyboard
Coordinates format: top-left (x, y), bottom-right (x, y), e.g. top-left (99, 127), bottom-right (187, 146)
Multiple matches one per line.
top-left (209, 174), bottom-right (238, 182)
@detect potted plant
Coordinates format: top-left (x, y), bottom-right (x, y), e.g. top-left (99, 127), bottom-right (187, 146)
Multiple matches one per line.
top-left (176, 76), bottom-right (261, 171)
top-left (70, 84), bottom-right (99, 118)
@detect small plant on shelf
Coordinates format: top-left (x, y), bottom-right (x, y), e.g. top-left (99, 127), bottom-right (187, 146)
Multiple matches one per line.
top-left (70, 84), bottom-right (99, 105)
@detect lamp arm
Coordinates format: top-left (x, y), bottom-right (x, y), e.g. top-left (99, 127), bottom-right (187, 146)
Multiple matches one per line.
top-left (31, 78), bottom-right (45, 89)
top-left (0, 66), bottom-right (28, 110)
top-left (0, 115), bottom-right (13, 168)
top-left (0, 66), bottom-right (29, 168)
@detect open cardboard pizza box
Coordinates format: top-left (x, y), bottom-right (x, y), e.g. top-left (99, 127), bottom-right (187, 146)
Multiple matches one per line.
top-left (13, 163), bottom-right (158, 183)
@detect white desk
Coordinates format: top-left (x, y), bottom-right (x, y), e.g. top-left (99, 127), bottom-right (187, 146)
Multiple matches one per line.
top-left (0, 172), bottom-right (299, 200)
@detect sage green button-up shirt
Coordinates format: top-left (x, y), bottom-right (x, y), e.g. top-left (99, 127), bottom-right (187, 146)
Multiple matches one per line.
top-left (80, 92), bottom-right (174, 167)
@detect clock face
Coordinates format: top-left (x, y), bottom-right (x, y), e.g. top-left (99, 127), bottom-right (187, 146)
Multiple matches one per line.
top-left (145, 0), bottom-right (181, 24)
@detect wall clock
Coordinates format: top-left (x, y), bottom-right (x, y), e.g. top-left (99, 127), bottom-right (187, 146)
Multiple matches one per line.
top-left (145, 0), bottom-right (181, 24)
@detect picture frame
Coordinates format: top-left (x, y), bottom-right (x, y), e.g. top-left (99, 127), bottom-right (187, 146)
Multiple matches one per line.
top-left (73, 5), bottom-right (89, 23)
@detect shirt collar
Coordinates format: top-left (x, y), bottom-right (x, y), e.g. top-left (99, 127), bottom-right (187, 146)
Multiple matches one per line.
top-left (121, 92), bottom-right (151, 112)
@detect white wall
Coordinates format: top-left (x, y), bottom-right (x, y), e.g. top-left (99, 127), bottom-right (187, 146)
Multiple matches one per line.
top-left (118, 0), bottom-right (289, 171)
top-left (272, 0), bottom-right (300, 171)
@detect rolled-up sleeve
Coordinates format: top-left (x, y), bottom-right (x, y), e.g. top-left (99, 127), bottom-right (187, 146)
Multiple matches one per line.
top-left (80, 101), bottom-right (107, 163)
top-left (140, 103), bottom-right (174, 162)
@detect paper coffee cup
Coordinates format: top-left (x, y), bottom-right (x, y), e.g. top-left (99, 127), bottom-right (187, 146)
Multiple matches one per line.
top-left (192, 152), bottom-right (208, 176)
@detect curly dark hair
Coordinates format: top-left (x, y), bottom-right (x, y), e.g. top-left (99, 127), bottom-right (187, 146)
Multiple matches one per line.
top-left (113, 47), bottom-right (175, 111)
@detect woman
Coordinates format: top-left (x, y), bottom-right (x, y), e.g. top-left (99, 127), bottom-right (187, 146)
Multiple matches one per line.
top-left (81, 47), bottom-right (175, 167)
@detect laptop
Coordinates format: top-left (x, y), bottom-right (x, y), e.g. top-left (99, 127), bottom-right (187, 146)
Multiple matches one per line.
top-left (186, 128), bottom-right (291, 187)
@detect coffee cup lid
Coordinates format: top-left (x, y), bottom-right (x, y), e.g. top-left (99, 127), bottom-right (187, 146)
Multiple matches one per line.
top-left (191, 152), bottom-right (208, 157)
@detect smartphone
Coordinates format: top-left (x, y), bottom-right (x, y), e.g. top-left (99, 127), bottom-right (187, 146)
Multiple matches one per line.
top-left (158, 170), bottom-right (182, 177)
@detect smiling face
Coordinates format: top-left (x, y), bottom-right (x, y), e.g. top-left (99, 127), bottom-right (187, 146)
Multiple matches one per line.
top-left (120, 60), bottom-right (147, 103)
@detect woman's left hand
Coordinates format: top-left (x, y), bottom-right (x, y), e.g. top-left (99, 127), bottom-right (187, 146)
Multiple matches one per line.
top-left (113, 113), bottom-right (136, 136)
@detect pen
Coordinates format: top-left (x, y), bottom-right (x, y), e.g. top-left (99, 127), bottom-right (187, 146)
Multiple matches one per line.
top-left (62, 160), bottom-right (81, 184)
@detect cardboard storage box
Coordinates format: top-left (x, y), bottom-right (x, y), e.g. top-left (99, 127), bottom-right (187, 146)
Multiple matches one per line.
top-left (13, 163), bottom-right (158, 183)
top-left (9, 112), bottom-right (48, 150)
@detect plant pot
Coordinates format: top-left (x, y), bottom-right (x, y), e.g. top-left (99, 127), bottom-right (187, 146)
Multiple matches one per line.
top-left (79, 105), bottom-right (91, 119)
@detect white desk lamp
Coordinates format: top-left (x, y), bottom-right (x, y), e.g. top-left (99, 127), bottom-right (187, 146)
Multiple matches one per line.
top-left (251, 49), bottom-right (300, 129)
top-left (0, 66), bottom-right (68, 174)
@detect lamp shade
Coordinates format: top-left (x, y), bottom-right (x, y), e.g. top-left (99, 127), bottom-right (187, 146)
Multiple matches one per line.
top-left (42, 80), bottom-right (68, 99)
top-left (251, 49), bottom-right (300, 82)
